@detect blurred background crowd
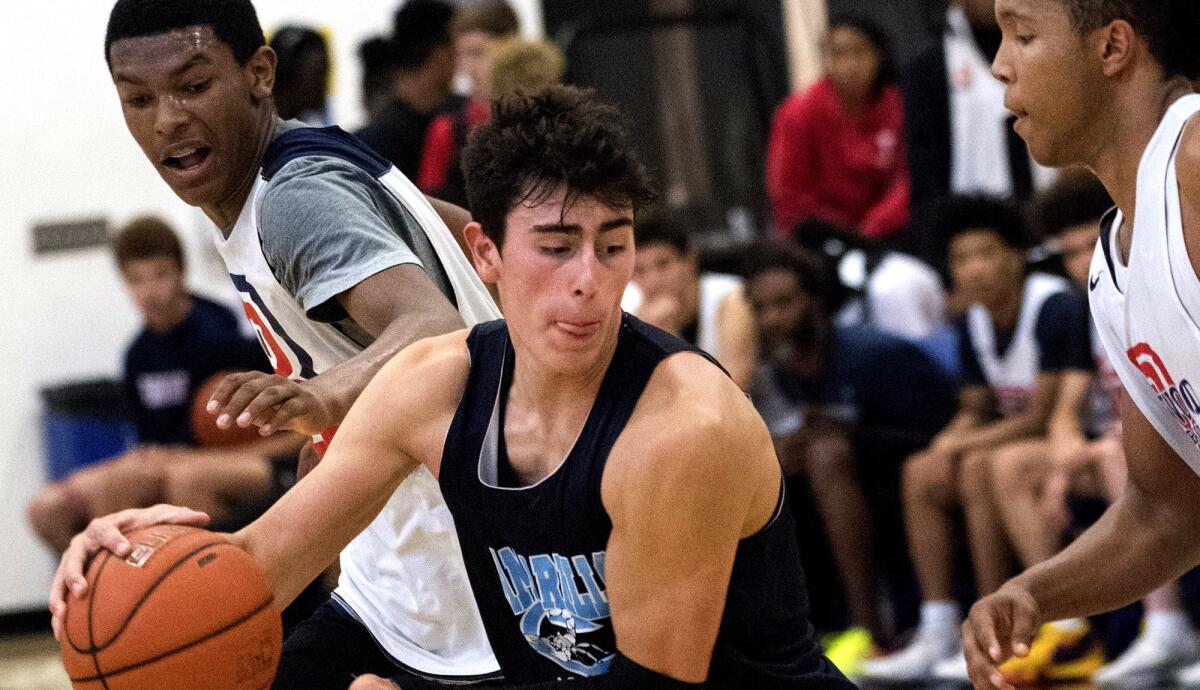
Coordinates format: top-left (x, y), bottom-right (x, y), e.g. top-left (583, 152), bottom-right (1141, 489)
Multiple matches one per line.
top-left (5, 0), bottom-right (1195, 687)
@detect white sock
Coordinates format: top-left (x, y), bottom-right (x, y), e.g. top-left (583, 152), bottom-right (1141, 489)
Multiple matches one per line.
top-left (1052, 617), bottom-right (1088, 634)
top-left (1145, 610), bottom-right (1194, 642)
top-left (919, 600), bottom-right (961, 643)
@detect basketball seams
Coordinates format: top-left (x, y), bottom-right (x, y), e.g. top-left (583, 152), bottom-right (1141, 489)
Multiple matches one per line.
top-left (87, 539), bottom-right (227, 653)
top-left (65, 596), bottom-right (276, 683)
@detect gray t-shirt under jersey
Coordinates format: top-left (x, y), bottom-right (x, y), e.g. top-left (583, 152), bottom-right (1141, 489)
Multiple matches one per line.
top-left (257, 152), bottom-right (454, 346)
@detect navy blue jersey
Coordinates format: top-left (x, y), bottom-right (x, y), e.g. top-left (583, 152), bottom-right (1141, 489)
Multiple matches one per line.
top-left (123, 296), bottom-right (268, 444)
top-left (438, 314), bottom-right (853, 687)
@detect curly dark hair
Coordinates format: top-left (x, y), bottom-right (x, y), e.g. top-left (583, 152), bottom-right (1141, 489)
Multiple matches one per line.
top-left (462, 86), bottom-right (658, 247)
top-left (105, 0), bottom-right (265, 70)
top-left (1059, 0), bottom-right (1200, 79)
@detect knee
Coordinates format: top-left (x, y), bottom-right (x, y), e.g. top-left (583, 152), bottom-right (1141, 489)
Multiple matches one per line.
top-left (903, 451), bottom-right (953, 504)
top-left (349, 676), bottom-right (396, 690)
top-left (805, 435), bottom-right (855, 486)
top-left (958, 451), bottom-right (993, 502)
top-left (162, 464), bottom-right (205, 505)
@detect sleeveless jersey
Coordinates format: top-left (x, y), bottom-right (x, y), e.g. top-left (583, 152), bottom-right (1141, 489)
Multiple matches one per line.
top-left (1090, 94), bottom-right (1200, 471)
top-left (437, 314), bottom-right (854, 687)
top-left (212, 126), bottom-right (501, 678)
top-left (695, 272), bottom-right (744, 357)
top-left (965, 272), bottom-right (1068, 415)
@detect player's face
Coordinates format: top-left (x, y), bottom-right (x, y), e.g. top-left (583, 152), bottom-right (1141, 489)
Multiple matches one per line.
top-left (120, 256), bottom-right (187, 331)
top-left (949, 229), bottom-right (1025, 306)
top-left (633, 243), bottom-right (695, 303)
top-left (992, 0), bottom-right (1103, 167)
top-left (110, 27), bottom-right (276, 210)
top-left (482, 189), bottom-right (635, 376)
top-left (746, 269), bottom-right (815, 356)
top-left (826, 26), bottom-right (880, 105)
top-left (1057, 223), bottom-right (1100, 287)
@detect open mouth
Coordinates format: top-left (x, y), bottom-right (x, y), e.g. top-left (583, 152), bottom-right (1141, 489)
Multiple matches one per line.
top-left (162, 146), bottom-right (212, 173)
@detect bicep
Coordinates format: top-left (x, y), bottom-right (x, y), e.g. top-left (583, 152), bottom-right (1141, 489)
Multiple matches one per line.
top-left (602, 387), bottom-right (771, 682)
top-left (1121, 392), bottom-right (1200, 517)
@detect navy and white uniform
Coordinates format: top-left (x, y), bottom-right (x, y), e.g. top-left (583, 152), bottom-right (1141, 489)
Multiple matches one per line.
top-left (213, 124), bottom-right (500, 680)
top-left (957, 273), bottom-right (1078, 415)
top-left (437, 314), bottom-right (854, 687)
top-left (1090, 94), bottom-right (1200, 469)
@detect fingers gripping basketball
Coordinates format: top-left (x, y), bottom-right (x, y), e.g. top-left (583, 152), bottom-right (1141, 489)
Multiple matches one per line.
top-left (60, 525), bottom-right (281, 689)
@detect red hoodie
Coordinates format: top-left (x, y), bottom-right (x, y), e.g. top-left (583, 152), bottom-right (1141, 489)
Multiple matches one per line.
top-left (766, 77), bottom-right (910, 240)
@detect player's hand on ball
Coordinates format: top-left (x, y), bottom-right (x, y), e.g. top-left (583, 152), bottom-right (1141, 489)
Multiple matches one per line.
top-left (349, 674), bottom-right (400, 689)
top-left (205, 371), bottom-right (336, 437)
top-left (963, 584), bottom-right (1041, 689)
top-left (49, 504), bottom-right (210, 642)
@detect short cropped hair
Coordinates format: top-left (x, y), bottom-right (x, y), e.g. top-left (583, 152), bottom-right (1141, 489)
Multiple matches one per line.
top-left (112, 216), bottom-right (185, 271)
top-left (392, 0), bottom-right (455, 71)
top-left (1059, 0), bottom-right (1200, 79)
top-left (1030, 171), bottom-right (1113, 238)
top-left (454, 1), bottom-right (520, 39)
top-left (105, 0), bottom-right (265, 69)
top-left (463, 86), bottom-right (658, 247)
top-left (935, 195), bottom-right (1030, 260)
top-left (743, 241), bottom-right (848, 315)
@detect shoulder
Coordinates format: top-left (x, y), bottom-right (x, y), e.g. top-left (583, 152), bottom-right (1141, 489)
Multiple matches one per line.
top-left (1037, 289), bottom-right (1088, 324)
top-left (626, 353), bottom-right (770, 475)
top-left (776, 81), bottom-right (833, 122)
top-left (367, 329), bottom-right (473, 427)
top-left (188, 295), bottom-right (238, 328)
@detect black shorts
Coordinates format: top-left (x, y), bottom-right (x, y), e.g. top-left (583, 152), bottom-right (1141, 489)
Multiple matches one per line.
top-left (272, 599), bottom-right (502, 690)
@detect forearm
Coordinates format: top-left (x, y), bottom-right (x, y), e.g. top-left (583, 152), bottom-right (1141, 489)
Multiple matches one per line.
top-left (310, 311), bottom-right (463, 424)
top-left (1010, 483), bottom-right (1200, 621)
top-left (943, 412), bottom-right (1044, 454)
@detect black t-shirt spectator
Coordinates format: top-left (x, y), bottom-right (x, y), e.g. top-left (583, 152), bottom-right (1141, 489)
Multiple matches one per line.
top-left (123, 296), bottom-right (269, 445)
top-left (767, 325), bottom-right (958, 440)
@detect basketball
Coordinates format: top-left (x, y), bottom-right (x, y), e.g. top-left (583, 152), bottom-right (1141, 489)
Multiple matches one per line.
top-left (59, 525), bottom-right (282, 690)
top-left (191, 371), bottom-right (264, 448)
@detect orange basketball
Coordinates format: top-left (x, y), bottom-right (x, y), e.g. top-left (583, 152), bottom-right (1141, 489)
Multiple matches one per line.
top-left (191, 371), bottom-right (263, 448)
top-left (60, 525), bottom-right (282, 690)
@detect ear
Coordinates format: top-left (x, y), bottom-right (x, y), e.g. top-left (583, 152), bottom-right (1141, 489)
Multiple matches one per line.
top-left (464, 222), bottom-right (501, 284)
top-left (1097, 19), bottom-right (1137, 78)
top-left (247, 45), bottom-right (277, 101)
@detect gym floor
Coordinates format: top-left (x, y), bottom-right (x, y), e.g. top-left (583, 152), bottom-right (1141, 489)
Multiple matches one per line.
top-left (0, 634), bottom-right (70, 690)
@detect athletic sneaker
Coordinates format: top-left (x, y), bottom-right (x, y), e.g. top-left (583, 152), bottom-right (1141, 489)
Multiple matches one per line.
top-left (997, 621), bottom-right (1104, 686)
top-left (1173, 657), bottom-right (1200, 687)
top-left (932, 652), bottom-right (970, 681)
top-left (859, 632), bottom-right (959, 683)
top-left (1094, 627), bottom-right (1200, 687)
top-left (822, 627), bottom-right (875, 679)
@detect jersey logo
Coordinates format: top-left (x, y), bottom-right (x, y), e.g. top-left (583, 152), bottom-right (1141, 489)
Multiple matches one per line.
top-left (1127, 342), bottom-right (1200, 446)
top-left (230, 274), bottom-right (317, 380)
top-left (490, 547), bottom-right (614, 677)
top-left (1090, 272), bottom-right (1104, 291)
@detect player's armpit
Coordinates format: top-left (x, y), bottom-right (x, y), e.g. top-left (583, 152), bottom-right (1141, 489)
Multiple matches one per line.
top-left (1174, 119), bottom-right (1200, 283)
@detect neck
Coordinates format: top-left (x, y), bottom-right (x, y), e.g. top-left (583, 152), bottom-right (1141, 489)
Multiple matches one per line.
top-left (148, 294), bottom-right (193, 333)
top-left (393, 71), bottom-right (447, 114)
top-left (507, 325), bottom-right (620, 433)
top-left (205, 110), bottom-right (282, 233)
top-left (1084, 78), bottom-right (1193, 220)
top-left (985, 280), bottom-right (1024, 329)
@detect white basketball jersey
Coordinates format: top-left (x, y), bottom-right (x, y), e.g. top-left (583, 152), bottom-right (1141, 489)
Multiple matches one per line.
top-left (1090, 95), bottom-right (1200, 472)
top-left (213, 127), bottom-right (501, 677)
top-left (696, 273), bottom-right (743, 357)
top-left (966, 273), bottom-right (1068, 416)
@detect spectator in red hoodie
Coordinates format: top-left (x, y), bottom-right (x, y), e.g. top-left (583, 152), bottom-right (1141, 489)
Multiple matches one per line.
top-left (767, 16), bottom-right (909, 243)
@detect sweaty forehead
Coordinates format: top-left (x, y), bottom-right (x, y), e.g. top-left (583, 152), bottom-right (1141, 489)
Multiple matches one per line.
top-left (110, 26), bottom-right (227, 78)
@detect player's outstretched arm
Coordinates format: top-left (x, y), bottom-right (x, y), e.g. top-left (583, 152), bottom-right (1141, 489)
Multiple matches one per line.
top-left (208, 263), bottom-right (467, 437)
top-left (230, 331), bottom-right (469, 608)
top-left (964, 394), bottom-right (1200, 689)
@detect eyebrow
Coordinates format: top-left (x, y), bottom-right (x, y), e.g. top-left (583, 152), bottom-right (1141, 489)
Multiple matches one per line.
top-left (997, 7), bottom-right (1030, 23)
top-left (114, 53), bottom-right (211, 85)
top-left (530, 218), bottom-right (634, 234)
